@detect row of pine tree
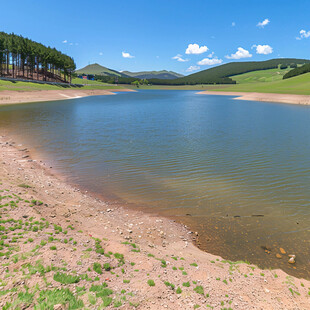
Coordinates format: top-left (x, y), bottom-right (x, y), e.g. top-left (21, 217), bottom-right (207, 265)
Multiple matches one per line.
top-left (0, 32), bottom-right (76, 83)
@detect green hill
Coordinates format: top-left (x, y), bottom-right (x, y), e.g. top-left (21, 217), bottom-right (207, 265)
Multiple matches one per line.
top-left (211, 72), bottom-right (310, 95)
top-left (76, 63), bottom-right (127, 77)
top-left (231, 67), bottom-right (291, 84)
top-left (149, 58), bottom-right (310, 85)
top-left (122, 70), bottom-right (184, 80)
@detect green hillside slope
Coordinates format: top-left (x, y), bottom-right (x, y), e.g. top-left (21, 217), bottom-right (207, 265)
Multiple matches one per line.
top-left (212, 72), bottom-right (310, 95)
top-left (122, 70), bottom-right (184, 80)
top-left (76, 63), bottom-right (126, 77)
top-left (231, 67), bottom-right (291, 84)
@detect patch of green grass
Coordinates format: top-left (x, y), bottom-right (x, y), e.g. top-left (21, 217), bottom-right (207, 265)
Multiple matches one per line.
top-left (53, 272), bottom-right (80, 284)
top-left (164, 281), bottom-right (175, 290)
top-left (103, 263), bottom-right (111, 271)
top-left (36, 288), bottom-right (84, 309)
top-left (18, 184), bottom-right (32, 188)
top-left (194, 286), bottom-right (204, 295)
top-left (183, 282), bottom-right (190, 287)
top-left (93, 262), bottom-right (102, 274)
top-left (147, 279), bottom-right (155, 287)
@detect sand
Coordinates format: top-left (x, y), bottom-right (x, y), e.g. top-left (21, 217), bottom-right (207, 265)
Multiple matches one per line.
top-left (0, 133), bottom-right (309, 309)
top-left (198, 90), bottom-right (310, 105)
top-left (0, 88), bottom-right (136, 105)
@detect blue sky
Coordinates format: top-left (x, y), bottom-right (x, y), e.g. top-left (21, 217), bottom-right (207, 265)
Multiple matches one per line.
top-left (1, 0), bottom-right (310, 74)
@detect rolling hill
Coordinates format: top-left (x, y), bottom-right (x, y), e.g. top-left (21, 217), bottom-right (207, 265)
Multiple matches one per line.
top-left (76, 63), bottom-right (127, 77)
top-left (231, 67), bottom-right (291, 84)
top-left (149, 58), bottom-right (310, 85)
top-left (211, 72), bottom-right (310, 95)
top-left (122, 70), bottom-right (184, 80)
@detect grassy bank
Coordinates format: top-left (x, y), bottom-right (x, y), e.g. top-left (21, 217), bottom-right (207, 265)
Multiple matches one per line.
top-left (0, 79), bottom-right (124, 92)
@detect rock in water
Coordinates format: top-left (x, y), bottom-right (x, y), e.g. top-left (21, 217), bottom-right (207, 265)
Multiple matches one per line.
top-left (279, 248), bottom-right (286, 254)
top-left (288, 255), bottom-right (296, 264)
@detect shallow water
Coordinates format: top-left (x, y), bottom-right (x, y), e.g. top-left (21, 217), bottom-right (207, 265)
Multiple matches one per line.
top-left (0, 90), bottom-right (309, 278)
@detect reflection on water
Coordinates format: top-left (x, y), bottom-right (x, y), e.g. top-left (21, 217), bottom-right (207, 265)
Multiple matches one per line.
top-left (0, 90), bottom-right (309, 278)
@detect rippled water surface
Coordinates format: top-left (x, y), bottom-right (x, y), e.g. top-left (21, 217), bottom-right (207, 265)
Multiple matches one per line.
top-left (0, 90), bottom-right (309, 278)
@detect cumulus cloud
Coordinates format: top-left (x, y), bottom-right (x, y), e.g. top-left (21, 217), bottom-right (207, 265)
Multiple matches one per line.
top-left (62, 40), bottom-right (67, 44)
top-left (225, 47), bottom-right (252, 59)
top-left (252, 44), bottom-right (273, 55)
top-left (296, 29), bottom-right (310, 40)
top-left (186, 65), bottom-right (200, 72)
top-left (172, 54), bottom-right (189, 62)
top-left (122, 51), bottom-right (134, 58)
top-left (257, 18), bottom-right (270, 28)
top-left (197, 57), bottom-right (223, 66)
top-left (185, 43), bottom-right (208, 55)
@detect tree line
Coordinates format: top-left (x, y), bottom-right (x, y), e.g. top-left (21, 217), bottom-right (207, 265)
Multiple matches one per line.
top-left (283, 63), bottom-right (310, 79)
top-left (0, 32), bottom-right (76, 83)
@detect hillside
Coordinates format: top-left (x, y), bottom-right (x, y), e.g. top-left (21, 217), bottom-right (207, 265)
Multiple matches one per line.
top-left (76, 63), bottom-right (127, 77)
top-left (122, 70), bottom-right (184, 80)
top-left (150, 58), bottom-right (310, 85)
top-left (211, 72), bottom-right (310, 95)
top-left (231, 67), bottom-right (291, 84)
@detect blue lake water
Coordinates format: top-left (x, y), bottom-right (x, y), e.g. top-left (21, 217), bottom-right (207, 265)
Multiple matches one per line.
top-left (0, 90), bottom-right (309, 278)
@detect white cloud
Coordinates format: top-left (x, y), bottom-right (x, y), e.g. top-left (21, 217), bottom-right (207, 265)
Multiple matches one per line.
top-left (232, 22), bottom-right (236, 27)
top-left (207, 52), bottom-right (214, 58)
top-left (296, 29), bottom-right (310, 40)
top-left (257, 18), bottom-right (270, 28)
top-left (225, 47), bottom-right (252, 59)
top-left (252, 44), bottom-right (273, 55)
top-left (122, 51), bottom-right (134, 58)
top-left (99, 52), bottom-right (103, 56)
top-left (172, 54), bottom-right (189, 62)
top-left (185, 43), bottom-right (208, 55)
top-left (62, 40), bottom-right (67, 44)
top-left (197, 57), bottom-right (223, 66)
top-left (186, 65), bottom-right (200, 72)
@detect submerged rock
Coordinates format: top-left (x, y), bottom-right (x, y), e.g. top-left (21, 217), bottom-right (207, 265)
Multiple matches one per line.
top-left (280, 248), bottom-right (286, 255)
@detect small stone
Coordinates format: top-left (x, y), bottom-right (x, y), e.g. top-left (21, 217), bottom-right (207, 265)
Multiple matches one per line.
top-left (288, 257), bottom-right (295, 264)
top-left (279, 248), bottom-right (286, 254)
top-left (276, 254), bottom-right (282, 259)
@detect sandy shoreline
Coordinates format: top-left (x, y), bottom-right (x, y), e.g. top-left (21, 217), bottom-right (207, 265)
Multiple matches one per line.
top-left (198, 90), bottom-right (310, 105)
top-left (0, 88), bottom-right (136, 105)
top-left (0, 134), bottom-right (309, 309)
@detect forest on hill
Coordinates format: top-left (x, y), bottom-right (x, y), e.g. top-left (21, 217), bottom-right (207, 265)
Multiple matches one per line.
top-left (283, 63), bottom-right (310, 79)
top-left (0, 32), bottom-right (76, 83)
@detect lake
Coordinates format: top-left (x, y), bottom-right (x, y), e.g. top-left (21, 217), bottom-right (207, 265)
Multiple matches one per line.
top-left (0, 90), bottom-right (309, 278)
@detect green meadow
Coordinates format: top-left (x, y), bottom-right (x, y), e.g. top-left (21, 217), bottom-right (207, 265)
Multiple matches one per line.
top-left (211, 72), bottom-right (310, 95)
top-left (0, 79), bottom-right (123, 92)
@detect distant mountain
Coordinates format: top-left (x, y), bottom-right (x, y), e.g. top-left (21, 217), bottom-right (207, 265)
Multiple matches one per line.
top-left (148, 58), bottom-right (310, 85)
top-left (76, 63), bottom-right (127, 77)
top-left (121, 70), bottom-right (184, 80)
